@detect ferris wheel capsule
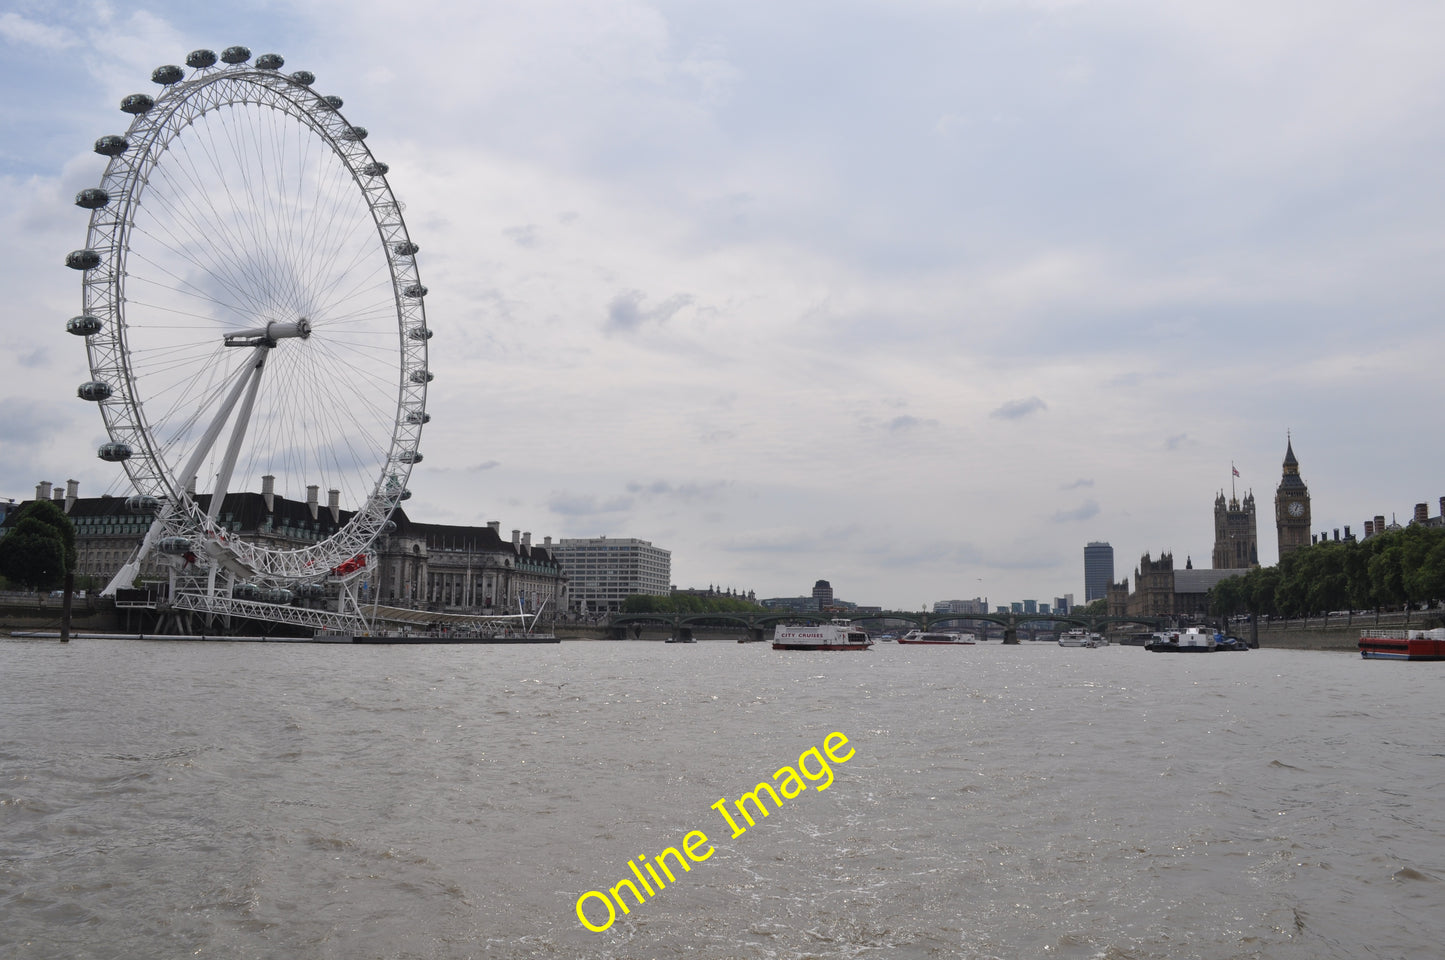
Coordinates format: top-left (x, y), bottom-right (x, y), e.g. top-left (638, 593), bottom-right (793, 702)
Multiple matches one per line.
top-left (158, 537), bottom-right (192, 555)
top-left (124, 495), bottom-right (161, 513)
top-left (394, 241), bottom-right (419, 256)
top-left (186, 49), bottom-right (218, 69)
top-left (77, 381), bottom-right (113, 401)
top-left (120, 93), bottom-right (154, 115)
top-left (255, 53), bottom-right (284, 70)
top-left (152, 65), bottom-right (184, 85)
top-left (94, 135), bottom-right (130, 157)
top-left (220, 45), bottom-right (251, 64)
top-left (98, 442), bottom-right (133, 462)
top-left (66, 249), bottom-right (101, 270)
top-left (290, 70), bottom-right (315, 86)
top-left (362, 161), bottom-right (389, 177)
top-left (67, 315), bottom-right (103, 336)
top-left (75, 188), bottom-right (110, 209)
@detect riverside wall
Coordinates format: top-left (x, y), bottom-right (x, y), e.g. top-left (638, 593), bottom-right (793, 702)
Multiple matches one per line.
top-left (0, 600), bottom-right (122, 636)
top-left (1252, 610), bottom-right (1441, 652)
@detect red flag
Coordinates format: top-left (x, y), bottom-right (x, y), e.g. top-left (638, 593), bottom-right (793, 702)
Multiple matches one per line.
top-left (1232, 466), bottom-right (1240, 477)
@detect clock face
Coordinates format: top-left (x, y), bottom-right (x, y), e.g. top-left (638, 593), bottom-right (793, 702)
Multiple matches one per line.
top-left (1288, 501), bottom-right (1304, 518)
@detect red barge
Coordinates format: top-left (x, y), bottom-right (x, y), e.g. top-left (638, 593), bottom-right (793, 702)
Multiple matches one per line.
top-left (1359, 628), bottom-right (1445, 661)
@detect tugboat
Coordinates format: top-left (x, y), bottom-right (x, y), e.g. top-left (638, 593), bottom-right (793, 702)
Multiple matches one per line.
top-left (772, 619), bottom-right (872, 651)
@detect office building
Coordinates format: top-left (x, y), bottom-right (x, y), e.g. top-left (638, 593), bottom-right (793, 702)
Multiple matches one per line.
top-left (1084, 541), bottom-right (1114, 602)
top-left (554, 537), bottom-right (671, 614)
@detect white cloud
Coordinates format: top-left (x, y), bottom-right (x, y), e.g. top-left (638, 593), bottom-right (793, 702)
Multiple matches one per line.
top-left (0, 12), bottom-right (77, 51)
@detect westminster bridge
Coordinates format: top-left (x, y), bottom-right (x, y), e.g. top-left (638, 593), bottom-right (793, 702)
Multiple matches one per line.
top-left (603, 610), bottom-right (1169, 643)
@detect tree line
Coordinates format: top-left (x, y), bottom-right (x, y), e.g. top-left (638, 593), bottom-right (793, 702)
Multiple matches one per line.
top-left (1208, 524), bottom-right (1445, 618)
top-left (621, 594), bottom-right (768, 614)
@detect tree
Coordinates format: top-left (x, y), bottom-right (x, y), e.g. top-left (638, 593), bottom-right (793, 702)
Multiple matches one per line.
top-left (0, 517), bottom-right (70, 590)
top-left (621, 593), bottom-right (766, 615)
top-left (1368, 541), bottom-right (1406, 609)
top-left (1208, 573), bottom-right (1249, 617)
top-left (0, 500), bottom-right (77, 592)
top-left (1248, 565), bottom-right (1280, 617)
top-left (1404, 533), bottom-right (1445, 606)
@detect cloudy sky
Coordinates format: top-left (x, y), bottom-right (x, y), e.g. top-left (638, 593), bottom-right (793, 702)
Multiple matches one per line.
top-left (3, 0), bottom-right (1443, 610)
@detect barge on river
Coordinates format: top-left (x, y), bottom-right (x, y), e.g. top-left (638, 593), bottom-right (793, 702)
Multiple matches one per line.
top-left (1359, 628), bottom-right (1445, 661)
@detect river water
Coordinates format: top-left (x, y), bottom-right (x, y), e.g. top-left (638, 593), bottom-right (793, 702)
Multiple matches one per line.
top-left (3, 637), bottom-right (1443, 959)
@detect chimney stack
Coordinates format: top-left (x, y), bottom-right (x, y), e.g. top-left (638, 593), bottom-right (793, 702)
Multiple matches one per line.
top-left (487, 520), bottom-right (500, 534)
top-left (1375, 514), bottom-right (1386, 533)
top-left (522, 531), bottom-right (531, 548)
top-left (1364, 520), bottom-right (1375, 537)
top-left (37, 481), bottom-right (52, 502)
top-left (307, 484), bottom-right (319, 520)
top-left (1415, 503), bottom-right (1429, 524)
top-left (262, 474), bottom-right (275, 512)
top-left (65, 479), bottom-right (78, 514)
top-left (327, 488), bottom-right (340, 524)
top-left (512, 529), bottom-right (521, 546)
top-left (543, 536), bottom-right (552, 546)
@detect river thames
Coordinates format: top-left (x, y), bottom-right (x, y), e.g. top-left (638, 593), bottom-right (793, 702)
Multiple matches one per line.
top-left (3, 637), bottom-right (1443, 959)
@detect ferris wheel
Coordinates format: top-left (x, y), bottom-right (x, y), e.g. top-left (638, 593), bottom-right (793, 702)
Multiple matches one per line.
top-left (67, 47), bottom-right (430, 613)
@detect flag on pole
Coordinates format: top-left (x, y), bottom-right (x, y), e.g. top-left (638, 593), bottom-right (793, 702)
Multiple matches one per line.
top-left (1232, 465), bottom-right (1240, 477)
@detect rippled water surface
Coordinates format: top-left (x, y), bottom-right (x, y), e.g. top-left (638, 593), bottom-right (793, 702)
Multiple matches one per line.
top-left (4, 638), bottom-right (1444, 959)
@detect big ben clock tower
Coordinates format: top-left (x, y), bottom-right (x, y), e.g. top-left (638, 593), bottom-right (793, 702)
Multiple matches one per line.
top-left (1275, 435), bottom-right (1311, 559)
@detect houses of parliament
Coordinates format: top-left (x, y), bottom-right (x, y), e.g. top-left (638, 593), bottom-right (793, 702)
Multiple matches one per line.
top-left (1212, 436), bottom-right (1313, 570)
top-left (1108, 438), bottom-right (1312, 618)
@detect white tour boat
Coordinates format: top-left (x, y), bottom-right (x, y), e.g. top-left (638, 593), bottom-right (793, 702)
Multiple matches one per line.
top-left (772, 619), bottom-right (873, 651)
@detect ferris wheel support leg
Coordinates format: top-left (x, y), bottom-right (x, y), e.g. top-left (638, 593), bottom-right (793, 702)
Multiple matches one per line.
top-left (173, 344), bottom-right (270, 512)
top-left (334, 574), bottom-right (372, 633)
top-left (208, 352), bottom-right (268, 523)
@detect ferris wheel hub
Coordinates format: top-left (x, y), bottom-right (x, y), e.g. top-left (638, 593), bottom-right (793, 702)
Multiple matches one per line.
top-left (223, 318), bottom-right (312, 347)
